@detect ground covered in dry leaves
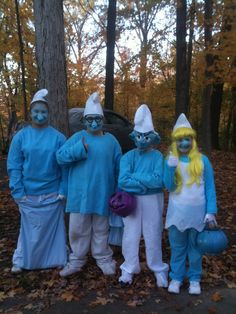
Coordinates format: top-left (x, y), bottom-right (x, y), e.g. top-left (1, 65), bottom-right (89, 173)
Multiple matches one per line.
top-left (0, 150), bottom-right (236, 313)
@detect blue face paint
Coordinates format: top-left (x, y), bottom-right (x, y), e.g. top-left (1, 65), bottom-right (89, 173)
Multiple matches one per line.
top-left (84, 115), bottom-right (103, 133)
top-left (31, 103), bottom-right (48, 125)
top-left (177, 137), bottom-right (192, 153)
top-left (130, 130), bottom-right (160, 150)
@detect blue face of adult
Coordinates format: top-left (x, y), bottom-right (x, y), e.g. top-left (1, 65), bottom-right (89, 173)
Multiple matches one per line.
top-left (177, 137), bottom-right (192, 154)
top-left (31, 102), bottom-right (49, 126)
top-left (130, 130), bottom-right (160, 150)
top-left (84, 115), bottom-right (104, 133)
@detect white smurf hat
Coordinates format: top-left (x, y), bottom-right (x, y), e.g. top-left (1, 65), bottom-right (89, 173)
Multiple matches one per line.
top-left (83, 92), bottom-right (104, 117)
top-left (30, 89), bottom-right (48, 106)
top-left (134, 104), bottom-right (154, 133)
top-left (173, 113), bottom-right (192, 131)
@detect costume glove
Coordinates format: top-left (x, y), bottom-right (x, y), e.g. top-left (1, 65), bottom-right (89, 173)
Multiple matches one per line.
top-left (167, 152), bottom-right (179, 167)
top-left (58, 194), bottom-right (66, 200)
top-left (204, 213), bottom-right (217, 227)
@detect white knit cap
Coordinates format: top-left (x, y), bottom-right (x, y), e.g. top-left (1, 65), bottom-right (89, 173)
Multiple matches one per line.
top-left (134, 104), bottom-right (154, 133)
top-left (173, 113), bottom-right (192, 131)
top-left (30, 89), bottom-right (48, 106)
top-left (83, 92), bottom-right (104, 117)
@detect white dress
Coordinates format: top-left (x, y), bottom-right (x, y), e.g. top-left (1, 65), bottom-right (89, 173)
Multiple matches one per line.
top-left (165, 161), bottom-right (206, 232)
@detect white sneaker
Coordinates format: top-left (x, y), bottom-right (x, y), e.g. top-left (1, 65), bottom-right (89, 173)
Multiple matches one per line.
top-left (118, 270), bottom-right (133, 285)
top-left (11, 265), bottom-right (22, 274)
top-left (155, 272), bottom-right (168, 288)
top-left (189, 281), bottom-right (201, 295)
top-left (98, 260), bottom-right (116, 275)
top-left (59, 264), bottom-right (81, 277)
top-left (168, 280), bottom-right (182, 294)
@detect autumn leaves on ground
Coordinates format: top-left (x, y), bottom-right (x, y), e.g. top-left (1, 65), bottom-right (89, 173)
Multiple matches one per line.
top-left (0, 151), bottom-right (236, 313)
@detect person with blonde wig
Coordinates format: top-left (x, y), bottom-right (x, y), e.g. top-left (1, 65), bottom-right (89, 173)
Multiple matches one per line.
top-left (164, 113), bottom-right (218, 295)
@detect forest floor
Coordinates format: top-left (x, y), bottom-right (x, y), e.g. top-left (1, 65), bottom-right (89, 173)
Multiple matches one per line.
top-left (0, 150), bottom-right (236, 314)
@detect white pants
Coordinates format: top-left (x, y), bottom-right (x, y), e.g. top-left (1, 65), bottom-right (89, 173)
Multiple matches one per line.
top-left (121, 193), bottom-right (168, 275)
top-left (68, 213), bottom-right (113, 268)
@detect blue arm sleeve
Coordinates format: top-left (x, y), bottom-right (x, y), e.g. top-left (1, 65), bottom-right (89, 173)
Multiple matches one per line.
top-left (113, 141), bottom-right (122, 188)
top-left (118, 154), bottom-right (147, 194)
top-left (133, 154), bottom-right (164, 189)
top-left (163, 159), bottom-right (177, 192)
top-left (56, 133), bottom-right (87, 166)
top-left (7, 133), bottom-right (25, 199)
top-left (57, 135), bottom-right (68, 196)
top-left (202, 155), bottom-right (217, 214)
top-left (58, 166), bottom-right (68, 196)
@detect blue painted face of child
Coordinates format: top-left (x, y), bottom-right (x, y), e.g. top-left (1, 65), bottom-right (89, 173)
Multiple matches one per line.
top-left (130, 131), bottom-right (160, 150)
top-left (31, 102), bottom-right (49, 125)
top-left (84, 115), bottom-right (104, 133)
top-left (177, 137), bottom-right (192, 153)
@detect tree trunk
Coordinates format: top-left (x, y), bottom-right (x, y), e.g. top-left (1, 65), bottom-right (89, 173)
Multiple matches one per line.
top-left (0, 115), bottom-right (7, 153)
top-left (33, 0), bottom-right (68, 135)
top-left (186, 0), bottom-right (195, 115)
top-left (210, 83), bottom-right (224, 149)
top-left (210, 0), bottom-right (236, 150)
top-left (140, 33), bottom-right (148, 89)
top-left (224, 102), bottom-right (233, 150)
top-left (15, 0), bottom-right (28, 120)
top-left (175, 0), bottom-right (188, 118)
top-left (200, 0), bottom-right (214, 156)
top-left (231, 72), bottom-right (236, 150)
top-left (104, 0), bottom-right (117, 110)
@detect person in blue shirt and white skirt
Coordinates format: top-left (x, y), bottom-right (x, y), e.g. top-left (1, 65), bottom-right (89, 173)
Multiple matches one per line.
top-left (7, 89), bottom-right (67, 273)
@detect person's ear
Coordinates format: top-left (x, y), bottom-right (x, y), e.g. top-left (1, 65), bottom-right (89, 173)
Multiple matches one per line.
top-left (129, 131), bottom-right (136, 140)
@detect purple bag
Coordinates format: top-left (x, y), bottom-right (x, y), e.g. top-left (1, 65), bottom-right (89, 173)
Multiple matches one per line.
top-left (109, 191), bottom-right (136, 217)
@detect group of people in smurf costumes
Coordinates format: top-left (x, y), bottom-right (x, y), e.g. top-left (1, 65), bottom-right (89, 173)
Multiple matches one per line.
top-left (7, 89), bottom-right (218, 296)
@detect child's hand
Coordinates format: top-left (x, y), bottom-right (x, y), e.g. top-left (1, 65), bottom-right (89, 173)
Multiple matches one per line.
top-left (167, 152), bottom-right (178, 167)
top-left (204, 213), bottom-right (217, 228)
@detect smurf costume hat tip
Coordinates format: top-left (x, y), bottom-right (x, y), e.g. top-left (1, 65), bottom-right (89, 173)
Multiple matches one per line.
top-left (30, 89), bottom-right (48, 106)
top-left (83, 92), bottom-right (104, 117)
top-left (134, 104), bottom-right (155, 133)
top-left (173, 113), bottom-right (192, 131)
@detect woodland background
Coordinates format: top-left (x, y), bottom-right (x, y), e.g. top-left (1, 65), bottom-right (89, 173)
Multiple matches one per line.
top-left (0, 0), bottom-right (236, 154)
top-left (0, 1), bottom-right (236, 313)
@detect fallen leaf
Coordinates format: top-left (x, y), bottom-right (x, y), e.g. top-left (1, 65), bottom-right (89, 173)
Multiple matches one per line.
top-left (127, 299), bottom-right (144, 307)
top-left (194, 299), bottom-right (203, 306)
top-left (24, 304), bottom-right (34, 310)
top-left (208, 307), bottom-right (218, 314)
top-left (89, 297), bottom-right (114, 307)
top-left (211, 292), bottom-right (223, 302)
top-left (0, 291), bottom-right (7, 301)
top-left (60, 291), bottom-right (75, 302)
top-left (43, 279), bottom-right (55, 287)
top-left (226, 282), bottom-right (236, 289)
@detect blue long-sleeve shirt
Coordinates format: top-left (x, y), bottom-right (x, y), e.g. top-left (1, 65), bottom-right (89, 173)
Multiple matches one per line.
top-left (7, 125), bottom-right (67, 199)
top-left (118, 148), bottom-right (164, 195)
top-left (56, 130), bottom-right (122, 216)
top-left (163, 155), bottom-right (217, 214)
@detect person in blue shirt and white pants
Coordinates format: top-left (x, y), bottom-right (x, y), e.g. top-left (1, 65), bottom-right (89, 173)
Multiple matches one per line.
top-left (118, 104), bottom-right (169, 287)
top-left (7, 89), bottom-right (67, 273)
top-left (56, 92), bottom-right (122, 277)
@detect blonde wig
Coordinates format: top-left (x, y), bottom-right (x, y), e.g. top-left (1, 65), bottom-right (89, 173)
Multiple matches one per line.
top-left (170, 127), bottom-right (203, 193)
